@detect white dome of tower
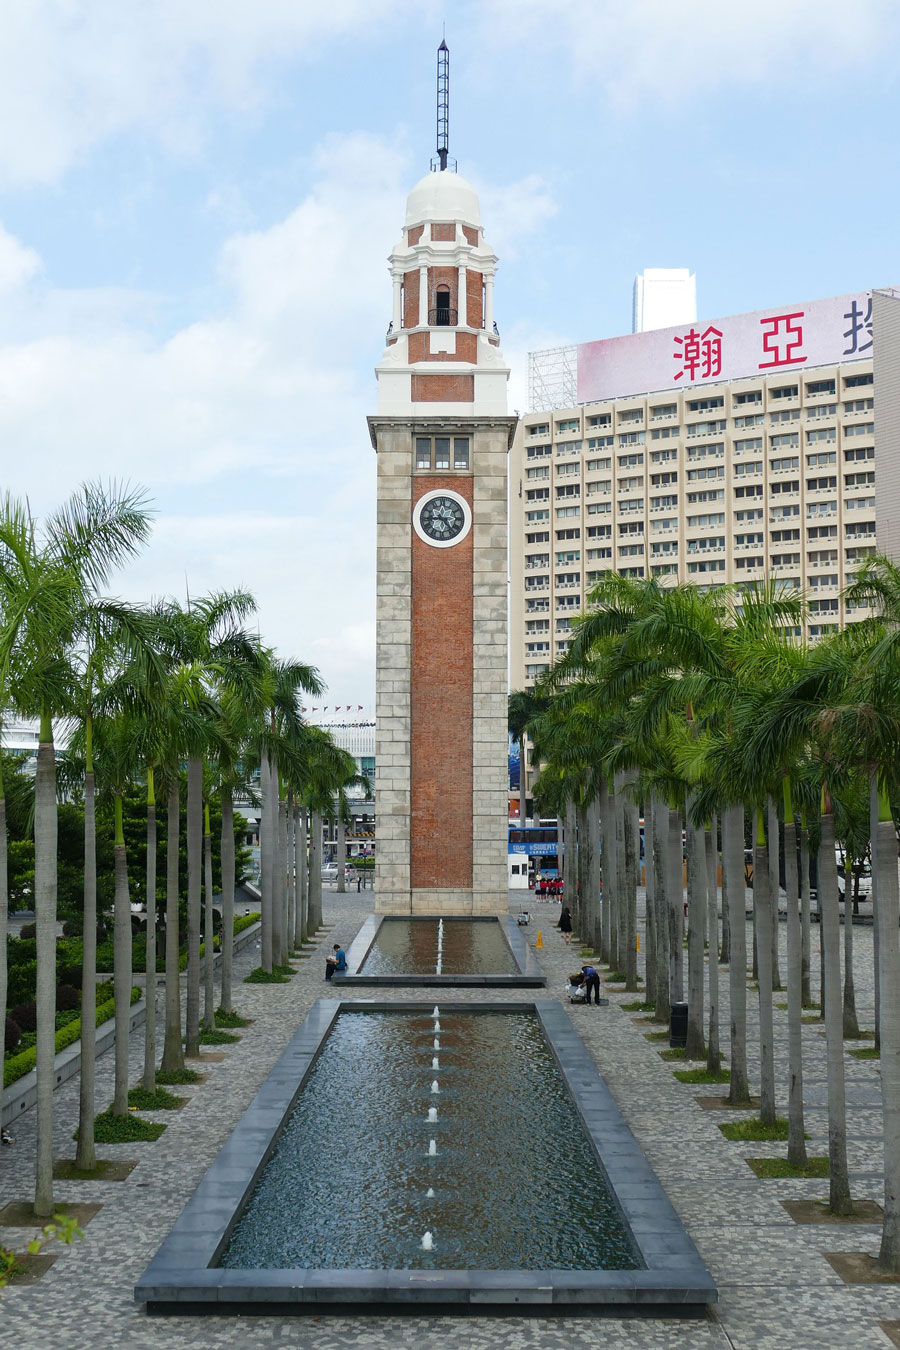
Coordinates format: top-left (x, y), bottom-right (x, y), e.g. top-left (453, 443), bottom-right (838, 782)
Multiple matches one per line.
top-left (404, 170), bottom-right (481, 230)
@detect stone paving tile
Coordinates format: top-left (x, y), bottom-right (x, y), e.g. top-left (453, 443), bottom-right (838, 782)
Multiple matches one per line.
top-left (0, 889), bottom-right (896, 1348)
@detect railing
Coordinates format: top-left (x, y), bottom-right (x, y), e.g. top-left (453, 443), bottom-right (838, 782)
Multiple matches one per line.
top-left (429, 308), bottom-right (458, 325)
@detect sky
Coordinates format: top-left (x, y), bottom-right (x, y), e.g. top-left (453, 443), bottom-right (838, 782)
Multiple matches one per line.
top-left (1, 0), bottom-right (899, 710)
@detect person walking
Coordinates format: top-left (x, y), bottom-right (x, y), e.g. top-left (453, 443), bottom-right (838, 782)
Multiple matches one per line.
top-left (557, 905), bottom-right (573, 945)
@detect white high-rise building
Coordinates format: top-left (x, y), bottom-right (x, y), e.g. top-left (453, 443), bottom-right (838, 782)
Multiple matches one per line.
top-left (633, 268), bottom-right (697, 333)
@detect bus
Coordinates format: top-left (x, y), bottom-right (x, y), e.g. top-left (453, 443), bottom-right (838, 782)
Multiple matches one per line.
top-left (508, 826), bottom-right (561, 889)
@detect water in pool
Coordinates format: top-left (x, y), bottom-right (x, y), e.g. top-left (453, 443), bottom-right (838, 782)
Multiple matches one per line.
top-left (359, 918), bottom-right (519, 976)
top-left (221, 1009), bottom-right (640, 1271)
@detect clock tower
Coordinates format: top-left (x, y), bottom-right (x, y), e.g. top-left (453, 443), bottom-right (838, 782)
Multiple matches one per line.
top-left (368, 42), bottom-right (515, 916)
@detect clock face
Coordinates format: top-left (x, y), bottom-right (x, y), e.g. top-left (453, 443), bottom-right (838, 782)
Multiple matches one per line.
top-left (413, 489), bottom-right (472, 548)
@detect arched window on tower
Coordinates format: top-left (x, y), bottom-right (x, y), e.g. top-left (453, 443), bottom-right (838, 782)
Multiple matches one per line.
top-left (432, 284), bottom-right (455, 326)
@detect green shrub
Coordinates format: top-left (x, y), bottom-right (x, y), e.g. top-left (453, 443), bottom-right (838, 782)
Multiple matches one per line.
top-left (90, 1108), bottom-right (166, 1144)
top-left (3, 987), bottom-right (140, 1088)
top-left (233, 911), bottom-right (260, 936)
top-left (156, 1067), bottom-right (203, 1085)
top-left (244, 966), bottom-right (290, 984)
top-left (127, 1085), bottom-right (186, 1111)
top-left (214, 1008), bottom-right (252, 1028)
top-left (198, 1028), bottom-right (239, 1045)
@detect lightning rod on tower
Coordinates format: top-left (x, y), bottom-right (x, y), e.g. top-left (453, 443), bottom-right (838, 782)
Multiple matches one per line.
top-left (435, 39), bottom-right (450, 171)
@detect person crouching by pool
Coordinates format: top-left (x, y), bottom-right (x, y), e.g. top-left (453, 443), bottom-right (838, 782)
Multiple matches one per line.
top-left (325, 944), bottom-right (347, 981)
top-left (581, 963), bottom-right (601, 1005)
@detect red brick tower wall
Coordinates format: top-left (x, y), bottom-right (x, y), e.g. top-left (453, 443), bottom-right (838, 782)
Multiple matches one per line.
top-left (409, 475), bottom-right (474, 889)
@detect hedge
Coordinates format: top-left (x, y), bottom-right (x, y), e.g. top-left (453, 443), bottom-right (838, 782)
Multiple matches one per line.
top-left (3, 986), bottom-right (141, 1089)
top-left (178, 910), bottom-right (260, 971)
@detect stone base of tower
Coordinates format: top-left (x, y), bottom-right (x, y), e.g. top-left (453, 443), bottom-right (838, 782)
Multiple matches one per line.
top-left (374, 885), bottom-right (508, 916)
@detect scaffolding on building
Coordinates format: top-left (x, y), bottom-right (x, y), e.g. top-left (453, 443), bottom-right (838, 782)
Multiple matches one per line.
top-left (527, 344), bottom-right (579, 411)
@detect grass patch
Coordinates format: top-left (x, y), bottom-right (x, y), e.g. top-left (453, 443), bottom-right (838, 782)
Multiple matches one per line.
top-left (747, 1155), bottom-right (830, 1179)
top-left (214, 1008), bottom-right (252, 1028)
top-left (673, 1066), bottom-right (732, 1084)
top-left (127, 1085), bottom-right (186, 1111)
top-left (156, 1067), bottom-right (203, 1085)
top-left (644, 1030), bottom-right (671, 1041)
top-left (775, 1002), bottom-right (788, 1011)
top-left (659, 1047), bottom-right (687, 1060)
top-left (244, 965), bottom-right (290, 984)
top-left (719, 1118), bottom-right (791, 1142)
top-left (87, 1109), bottom-right (166, 1144)
top-left (622, 1000), bottom-right (656, 1012)
top-left (198, 1028), bottom-right (240, 1046)
top-left (849, 1046), bottom-right (881, 1060)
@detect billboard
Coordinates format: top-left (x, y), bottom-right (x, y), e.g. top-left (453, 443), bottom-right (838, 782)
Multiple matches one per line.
top-left (576, 291), bottom-right (874, 404)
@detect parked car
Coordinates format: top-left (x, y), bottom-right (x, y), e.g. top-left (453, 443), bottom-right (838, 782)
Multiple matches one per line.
top-left (321, 863), bottom-right (339, 881)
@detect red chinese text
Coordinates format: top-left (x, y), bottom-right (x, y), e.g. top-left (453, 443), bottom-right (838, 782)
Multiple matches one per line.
top-left (759, 312), bottom-right (806, 369)
top-left (673, 325), bottom-right (723, 382)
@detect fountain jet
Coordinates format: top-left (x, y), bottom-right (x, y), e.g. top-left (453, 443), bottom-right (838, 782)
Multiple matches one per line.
top-left (428, 1139), bottom-right (437, 1156)
top-left (427, 1107), bottom-right (438, 1122)
top-left (431, 1080), bottom-right (440, 1093)
top-left (421, 1231), bottom-right (434, 1251)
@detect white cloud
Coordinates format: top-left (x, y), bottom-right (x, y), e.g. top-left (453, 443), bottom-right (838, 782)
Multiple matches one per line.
top-left (0, 135), bottom-right (553, 700)
top-left (0, 0), bottom-right (405, 185)
top-left (0, 223), bottom-right (41, 292)
top-left (484, 0), bottom-right (897, 106)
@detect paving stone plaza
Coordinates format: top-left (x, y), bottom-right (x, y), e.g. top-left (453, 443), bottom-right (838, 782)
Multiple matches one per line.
top-left (1, 888), bottom-right (897, 1349)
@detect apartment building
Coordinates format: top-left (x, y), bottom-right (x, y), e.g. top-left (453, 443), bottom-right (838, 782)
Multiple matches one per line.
top-left (510, 289), bottom-right (900, 692)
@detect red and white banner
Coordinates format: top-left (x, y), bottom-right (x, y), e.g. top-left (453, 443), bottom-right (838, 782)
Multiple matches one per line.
top-left (576, 291), bottom-right (873, 404)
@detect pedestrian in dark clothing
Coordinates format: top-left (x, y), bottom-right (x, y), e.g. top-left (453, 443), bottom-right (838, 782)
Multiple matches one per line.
top-left (581, 963), bottom-right (602, 1004)
top-left (557, 905), bottom-right (573, 945)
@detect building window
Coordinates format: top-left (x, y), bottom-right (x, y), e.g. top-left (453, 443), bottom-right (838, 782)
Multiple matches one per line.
top-left (771, 384), bottom-right (799, 400)
top-left (806, 378), bottom-right (836, 397)
top-left (416, 437), bottom-right (431, 469)
top-left (734, 390), bottom-right (763, 405)
top-left (415, 435), bottom-right (469, 472)
top-left (844, 373), bottom-right (873, 388)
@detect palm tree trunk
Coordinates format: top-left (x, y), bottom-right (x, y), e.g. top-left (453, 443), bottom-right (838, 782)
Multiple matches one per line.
top-left (611, 784), bottom-right (623, 971)
top-left (586, 796), bottom-right (602, 958)
top-left (286, 791), bottom-right (296, 948)
top-left (874, 775), bottom-right (900, 1269)
top-left (565, 797), bottom-right (577, 917)
top-left (768, 797), bottom-right (782, 992)
top-left (624, 794), bottom-right (639, 991)
top-left (800, 825), bottom-right (812, 1008)
top-left (556, 813), bottom-right (565, 901)
top-left (819, 806), bottom-right (853, 1215)
top-left (203, 805), bottom-right (215, 1031)
top-left (307, 810), bottom-right (323, 932)
top-left (220, 785), bottom-right (235, 1013)
top-left (599, 780), bottom-right (611, 963)
top-left (76, 764), bottom-right (97, 1168)
top-left (754, 807), bottom-right (776, 1127)
top-left (142, 770), bottom-right (157, 1092)
top-left (185, 756), bottom-right (203, 1058)
top-left (706, 818), bottom-right (721, 1075)
top-left (667, 806), bottom-right (684, 1004)
top-left (575, 801), bottom-right (590, 943)
top-left (336, 813), bottom-right (346, 894)
top-left (112, 795), bottom-right (131, 1117)
top-left (644, 805), bottom-right (657, 1008)
top-left (842, 857), bottom-right (861, 1039)
top-left (259, 753), bottom-right (273, 972)
top-left (652, 795), bottom-right (670, 1024)
top-left (161, 778), bottom-right (185, 1073)
top-left (33, 716), bottom-right (57, 1218)
top-left (871, 782), bottom-right (881, 1053)
top-left (783, 799), bottom-right (807, 1168)
top-left (720, 840), bottom-right (731, 966)
top-left (295, 804), bottom-right (307, 948)
top-left (275, 789), bottom-right (288, 965)
top-left (723, 804), bottom-right (751, 1105)
top-left (684, 808), bottom-right (705, 1060)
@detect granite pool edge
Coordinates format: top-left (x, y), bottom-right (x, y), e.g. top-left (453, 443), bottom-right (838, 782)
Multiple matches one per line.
top-left (134, 999), bottom-right (717, 1316)
top-left (338, 914), bottom-right (545, 987)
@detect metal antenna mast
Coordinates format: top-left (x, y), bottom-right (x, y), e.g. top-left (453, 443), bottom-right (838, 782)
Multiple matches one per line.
top-left (436, 39), bottom-right (449, 170)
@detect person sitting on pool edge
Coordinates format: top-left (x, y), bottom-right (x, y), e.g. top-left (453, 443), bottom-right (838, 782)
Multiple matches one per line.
top-left (325, 944), bottom-right (347, 981)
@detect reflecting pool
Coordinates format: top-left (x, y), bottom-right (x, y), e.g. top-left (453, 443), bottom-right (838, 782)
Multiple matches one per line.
top-left (221, 1009), bottom-right (640, 1271)
top-left (358, 917), bottom-right (519, 976)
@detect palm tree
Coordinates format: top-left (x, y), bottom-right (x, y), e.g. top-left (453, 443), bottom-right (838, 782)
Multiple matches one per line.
top-left (0, 483), bottom-right (151, 1217)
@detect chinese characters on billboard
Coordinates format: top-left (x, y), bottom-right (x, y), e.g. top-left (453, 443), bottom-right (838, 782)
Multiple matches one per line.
top-left (576, 292), bottom-right (873, 404)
